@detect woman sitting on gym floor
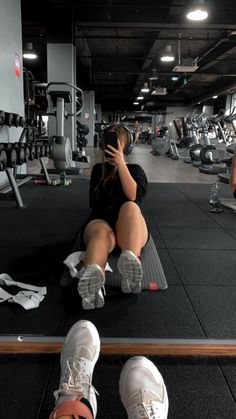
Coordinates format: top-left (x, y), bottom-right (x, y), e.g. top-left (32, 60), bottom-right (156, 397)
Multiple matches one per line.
top-left (77, 123), bottom-right (149, 310)
top-left (230, 149), bottom-right (236, 198)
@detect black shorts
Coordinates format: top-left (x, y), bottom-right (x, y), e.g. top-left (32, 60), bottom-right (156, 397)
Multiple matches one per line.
top-left (79, 210), bottom-right (119, 249)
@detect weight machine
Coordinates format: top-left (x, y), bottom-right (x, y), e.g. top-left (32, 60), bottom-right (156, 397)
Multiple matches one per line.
top-left (45, 82), bottom-right (90, 173)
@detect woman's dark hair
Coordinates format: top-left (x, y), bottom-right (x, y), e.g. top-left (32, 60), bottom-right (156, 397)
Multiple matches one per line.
top-left (92, 124), bottom-right (131, 204)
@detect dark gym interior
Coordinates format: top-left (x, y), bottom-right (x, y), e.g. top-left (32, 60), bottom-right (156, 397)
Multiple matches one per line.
top-left (0, 1), bottom-right (236, 418)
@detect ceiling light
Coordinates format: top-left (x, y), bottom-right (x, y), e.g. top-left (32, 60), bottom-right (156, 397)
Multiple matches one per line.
top-left (186, 0), bottom-right (208, 21)
top-left (212, 95), bottom-right (218, 99)
top-left (133, 101), bottom-right (139, 105)
top-left (23, 42), bottom-right (37, 59)
top-left (151, 87), bottom-right (167, 96)
top-left (141, 82), bottom-right (150, 93)
top-left (137, 95), bottom-right (144, 100)
top-left (171, 76), bottom-right (179, 81)
top-left (160, 45), bottom-right (175, 62)
top-left (149, 69), bottom-right (158, 81)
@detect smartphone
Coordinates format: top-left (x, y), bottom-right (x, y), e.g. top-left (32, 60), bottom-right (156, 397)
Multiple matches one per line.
top-left (103, 131), bottom-right (118, 150)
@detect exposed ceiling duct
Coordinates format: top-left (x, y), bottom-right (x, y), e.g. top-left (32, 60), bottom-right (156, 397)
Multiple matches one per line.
top-left (188, 79), bottom-right (236, 106)
top-left (172, 34), bottom-right (199, 73)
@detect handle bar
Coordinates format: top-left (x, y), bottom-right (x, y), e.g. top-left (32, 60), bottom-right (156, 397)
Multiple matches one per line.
top-left (45, 81), bottom-right (84, 115)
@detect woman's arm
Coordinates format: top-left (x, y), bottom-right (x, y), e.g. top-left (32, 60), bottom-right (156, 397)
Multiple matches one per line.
top-left (230, 150), bottom-right (236, 191)
top-left (105, 142), bottom-right (137, 201)
top-left (117, 160), bottom-right (137, 201)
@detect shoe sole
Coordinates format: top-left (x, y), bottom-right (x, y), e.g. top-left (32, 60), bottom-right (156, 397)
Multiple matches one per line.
top-left (78, 266), bottom-right (105, 310)
top-left (117, 251), bottom-right (143, 294)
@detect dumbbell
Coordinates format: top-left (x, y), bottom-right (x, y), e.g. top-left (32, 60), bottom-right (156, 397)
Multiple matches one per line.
top-left (0, 149), bottom-right (7, 171)
top-left (34, 143), bottom-right (43, 159)
top-left (27, 143), bottom-right (36, 160)
top-left (25, 118), bottom-right (34, 127)
top-left (14, 143), bottom-right (29, 163)
top-left (4, 112), bottom-right (14, 127)
top-left (0, 143), bottom-right (17, 167)
top-left (44, 144), bottom-right (51, 157)
top-left (12, 113), bottom-right (20, 128)
top-left (0, 110), bottom-right (5, 126)
top-left (5, 143), bottom-right (25, 165)
top-left (19, 116), bottom-right (25, 127)
top-left (41, 144), bottom-right (46, 157)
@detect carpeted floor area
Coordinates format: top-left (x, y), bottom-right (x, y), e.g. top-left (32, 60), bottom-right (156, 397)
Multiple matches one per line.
top-left (0, 178), bottom-right (236, 338)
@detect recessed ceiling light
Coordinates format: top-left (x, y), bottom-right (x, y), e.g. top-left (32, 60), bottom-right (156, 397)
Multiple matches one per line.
top-left (141, 83), bottom-right (150, 93)
top-left (161, 45), bottom-right (174, 62)
top-left (23, 42), bottom-right (37, 59)
top-left (186, 0), bottom-right (208, 21)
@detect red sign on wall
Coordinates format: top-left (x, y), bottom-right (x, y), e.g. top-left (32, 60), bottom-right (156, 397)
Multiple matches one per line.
top-left (15, 53), bottom-right (20, 77)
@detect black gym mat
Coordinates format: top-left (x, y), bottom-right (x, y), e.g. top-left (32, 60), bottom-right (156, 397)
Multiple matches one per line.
top-left (61, 284), bottom-right (205, 338)
top-left (0, 181), bottom-right (236, 339)
top-left (1, 354), bottom-right (236, 419)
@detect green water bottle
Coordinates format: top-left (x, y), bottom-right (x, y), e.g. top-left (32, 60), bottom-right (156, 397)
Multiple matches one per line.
top-left (60, 170), bottom-right (66, 186)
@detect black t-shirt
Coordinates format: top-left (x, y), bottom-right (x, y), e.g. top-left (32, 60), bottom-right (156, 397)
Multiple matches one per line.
top-left (89, 162), bottom-right (147, 216)
top-left (234, 189), bottom-right (236, 199)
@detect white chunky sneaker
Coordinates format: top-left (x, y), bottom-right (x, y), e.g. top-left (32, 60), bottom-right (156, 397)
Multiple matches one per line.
top-left (119, 356), bottom-right (169, 419)
top-left (78, 264), bottom-right (105, 310)
top-left (117, 250), bottom-right (143, 293)
top-left (53, 320), bottom-right (100, 418)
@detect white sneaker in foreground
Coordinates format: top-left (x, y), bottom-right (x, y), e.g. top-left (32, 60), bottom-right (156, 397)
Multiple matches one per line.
top-left (78, 264), bottom-right (105, 310)
top-left (53, 319), bottom-right (100, 418)
top-left (119, 356), bottom-right (169, 419)
top-left (117, 250), bottom-right (143, 293)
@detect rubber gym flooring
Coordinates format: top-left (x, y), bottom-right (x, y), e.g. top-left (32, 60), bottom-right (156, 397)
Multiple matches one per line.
top-left (1, 354), bottom-right (236, 418)
top-left (0, 177), bottom-right (235, 338)
top-left (1, 177), bottom-right (236, 418)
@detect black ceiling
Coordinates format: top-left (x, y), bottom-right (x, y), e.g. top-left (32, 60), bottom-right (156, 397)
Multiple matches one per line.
top-left (21, 0), bottom-right (236, 112)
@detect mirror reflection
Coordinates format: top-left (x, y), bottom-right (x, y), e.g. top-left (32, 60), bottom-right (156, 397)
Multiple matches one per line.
top-left (0, 0), bottom-right (236, 343)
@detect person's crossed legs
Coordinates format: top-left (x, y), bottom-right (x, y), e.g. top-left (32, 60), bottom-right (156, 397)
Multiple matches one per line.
top-left (49, 320), bottom-right (169, 419)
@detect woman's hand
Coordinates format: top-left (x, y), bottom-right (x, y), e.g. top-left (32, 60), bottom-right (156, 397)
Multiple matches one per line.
top-left (105, 140), bottom-right (126, 167)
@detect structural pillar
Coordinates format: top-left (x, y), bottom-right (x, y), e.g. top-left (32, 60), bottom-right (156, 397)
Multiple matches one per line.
top-left (78, 91), bottom-right (95, 147)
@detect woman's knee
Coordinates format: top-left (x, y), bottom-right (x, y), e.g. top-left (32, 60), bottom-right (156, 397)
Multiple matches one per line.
top-left (84, 220), bottom-right (115, 244)
top-left (119, 201), bottom-right (140, 217)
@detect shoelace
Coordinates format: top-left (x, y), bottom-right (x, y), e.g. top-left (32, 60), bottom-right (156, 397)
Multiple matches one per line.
top-left (54, 358), bottom-right (99, 401)
top-left (133, 402), bottom-right (162, 419)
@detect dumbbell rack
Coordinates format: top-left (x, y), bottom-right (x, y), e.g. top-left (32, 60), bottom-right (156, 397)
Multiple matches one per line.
top-left (0, 157), bottom-right (51, 209)
top-left (0, 109), bottom-right (52, 208)
top-left (0, 168), bottom-right (31, 208)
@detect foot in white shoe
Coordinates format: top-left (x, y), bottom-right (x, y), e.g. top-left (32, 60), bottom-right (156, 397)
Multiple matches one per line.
top-left (78, 264), bottom-right (105, 310)
top-left (53, 320), bottom-right (100, 418)
top-left (117, 250), bottom-right (143, 293)
top-left (119, 356), bottom-right (169, 419)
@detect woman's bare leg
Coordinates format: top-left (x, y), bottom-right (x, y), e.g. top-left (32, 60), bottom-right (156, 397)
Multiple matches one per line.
top-left (83, 219), bottom-right (116, 269)
top-left (78, 220), bottom-right (116, 310)
top-left (115, 201), bottom-right (148, 257)
top-left (115, 202), bottom-right (148, 293)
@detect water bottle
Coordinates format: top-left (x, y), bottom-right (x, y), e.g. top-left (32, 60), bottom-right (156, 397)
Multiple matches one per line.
top-left (209, 182), bottom-right (219, 204)
top-left (60, 170), bottom-right (66, 186)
